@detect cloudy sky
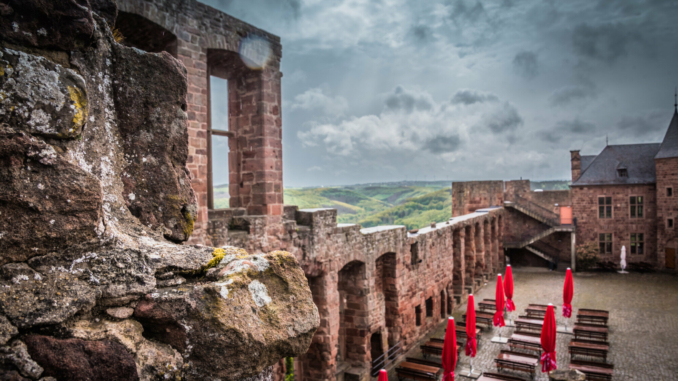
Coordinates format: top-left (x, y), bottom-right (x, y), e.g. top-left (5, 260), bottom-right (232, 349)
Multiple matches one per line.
top-left (201, 0), bottom-right (678, 187)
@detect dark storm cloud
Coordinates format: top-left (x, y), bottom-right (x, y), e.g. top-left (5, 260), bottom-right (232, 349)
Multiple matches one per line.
top-left (512, 51), bottom-right (539, 80)
top-left (538, 118), bottom-right (596, 143)
top-left (411, 25), bottom-right (432, 41)
top-left (549, 81), bottom-right (597, 106)
top-left (450, 89), bottom-right (498, 105)
top-left (385, 86), bottom-right (434, 113)
top-left (572, 22), bottom-right (643, 64)
top-left (449, 0), bottom-right (486, 23)
top-left (424, 134), bottom-right (462, 153)
top-left (484, 103), bottom-right (523, 134)
top-left (617, 111), bottom-right (670, 135)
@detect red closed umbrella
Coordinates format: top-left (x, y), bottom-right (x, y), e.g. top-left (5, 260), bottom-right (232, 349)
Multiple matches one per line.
top-left (504, 265), bottom-right (515, 312)
top-left (442, 317), bottom-right (458, 381)
top-left (493, 274), bottom-right (505, 327)
top-left (563, 268), bottom-right (573, 318)
top-left (540, 304), bottom-right (557, 373)
top-left (465, 295), bottom-right (477, 357)
top-left (378, 369), bottom-right (388, 381)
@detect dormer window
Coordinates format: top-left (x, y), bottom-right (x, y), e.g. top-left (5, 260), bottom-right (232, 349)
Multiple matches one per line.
top-left (618, 168), bottom-right (628, 177)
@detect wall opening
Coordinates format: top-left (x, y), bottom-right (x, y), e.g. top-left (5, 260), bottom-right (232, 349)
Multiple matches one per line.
top-left (115, 11), bottom-right (178, 57)
top-left (440, 290), bottom-right (445, 318)
top-left (415, 305), bottom-right (422, 326)
top-left (375, 253), bottom-right (398, 347)
top-left (338, 261), bottom-right (367, 366)
top-left (210, 76), bottom-right (230, 208)
top-left (425, 297), bottom-right (433, 318)
top-left (369, 332), bottom-right (384, 364)
top-left (410, 242), bottom-right (420, 266)
top-left (464, 225), bottom-right (475, 287)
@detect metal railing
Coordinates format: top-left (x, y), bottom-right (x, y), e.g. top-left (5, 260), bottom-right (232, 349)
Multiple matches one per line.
top-left (529, 241), bottom-right (560, 263)
top-left (370, 341), bottom-right (403, 377)
top-left (505, 225), bottom-right (556, 247)
top-left (512, 195), bottom-right (561, 227)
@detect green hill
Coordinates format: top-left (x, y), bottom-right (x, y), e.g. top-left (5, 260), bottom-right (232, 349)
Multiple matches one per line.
top-left (214, 181), bottom-right (454, 230)
top-left (357, 188), bottom-right (452, 230)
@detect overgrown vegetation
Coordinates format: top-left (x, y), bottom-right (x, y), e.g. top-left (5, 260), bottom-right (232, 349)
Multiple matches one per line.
top-left (576, 241), bottom-right (599, 270)
top-left (530, 180), bottom-right (571, 191)
top-left (285, 357), bottom-right (294, 381)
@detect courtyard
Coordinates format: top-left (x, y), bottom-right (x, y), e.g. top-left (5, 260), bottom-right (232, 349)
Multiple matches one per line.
top-left (394, 268), bottom-right (678, 381)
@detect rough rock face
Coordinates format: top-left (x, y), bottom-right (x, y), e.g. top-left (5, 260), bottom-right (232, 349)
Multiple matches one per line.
top-left (0, 1), bottom-right (318, 380)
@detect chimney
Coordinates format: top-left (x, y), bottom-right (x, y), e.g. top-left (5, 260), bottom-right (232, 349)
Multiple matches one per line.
top-left (570, 150), bottom-right (581, 182)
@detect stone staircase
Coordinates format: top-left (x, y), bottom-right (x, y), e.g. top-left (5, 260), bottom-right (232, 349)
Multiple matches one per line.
top-left (504, 196), bottom-right (561, 227)
top-left (525, 244), bottom-right (557, 265)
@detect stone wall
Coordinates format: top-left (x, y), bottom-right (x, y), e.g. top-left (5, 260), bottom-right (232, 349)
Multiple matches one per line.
top-left (571, 184), bottom-right (657, 265)
top-left (654, 158), bottom-right (678, 271)
top-left (452, 181), bottom-right (504, 217)
top-left (0, 2), bottom-right (317, 380)
top-left (116, 0), bottom-right (285, 246)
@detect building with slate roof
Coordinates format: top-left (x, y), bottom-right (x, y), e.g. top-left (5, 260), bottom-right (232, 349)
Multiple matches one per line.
top-left (570, 107), bottom-right (678, 271)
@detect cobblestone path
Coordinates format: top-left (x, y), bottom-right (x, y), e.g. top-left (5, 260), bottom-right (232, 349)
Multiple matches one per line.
top-left (390, 269), bottom-right (678, 381)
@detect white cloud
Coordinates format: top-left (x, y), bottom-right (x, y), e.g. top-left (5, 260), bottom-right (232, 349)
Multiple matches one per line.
top-left (297, 87), bottom-right (523, 158)
top-left (291, 88), bottom-right (349, 117)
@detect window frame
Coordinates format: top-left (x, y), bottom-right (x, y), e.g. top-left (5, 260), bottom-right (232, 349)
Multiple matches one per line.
top-left (629, 196), bottom-right (644, 219)
top-left (668, 187), bottom-right (673, 197)
top-left (206, 75), bottom-right (235, 210)
top-left (668, 218), bottom-right (674, 229)
top-left (598, 196), bottom-right (612, 219)
top-left (630, 233), bottom-right (644, 255)
top-left (599, 233), bottom-right (612, 254)
top-left (415, 305), bottom-right (422, 326)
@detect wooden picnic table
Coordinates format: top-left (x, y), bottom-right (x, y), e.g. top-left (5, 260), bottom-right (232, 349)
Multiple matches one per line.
top-left (508, 332), bottom-right (542, 353)
top-left (569, 340), bottom-right (609, 361)
top-left (494, 350), bottom-right (539, 378)
top-left (573, 324), bottom-right (608, 342)
top-left (577, 309), bottom-right (609, 325)
top-left (478, 373), bottom-right (528, 381)
top-left (464, 311), bottom-right (494, 327)
top-left (569, 360), bottom-right (614, 381)
top-left (396, 361), bottom-right (442, 381)
top-left (514, 316), bottom-right (544, 332)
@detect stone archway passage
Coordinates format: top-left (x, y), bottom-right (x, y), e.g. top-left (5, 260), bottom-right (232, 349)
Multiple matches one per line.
top-left (338, 260), bottom-right (368, 366)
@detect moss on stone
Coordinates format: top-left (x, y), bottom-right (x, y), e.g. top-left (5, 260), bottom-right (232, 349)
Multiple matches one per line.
top-left (67, 85), bottom-right (88, 133)
top-left (183, 209), bottom-right (194, 238)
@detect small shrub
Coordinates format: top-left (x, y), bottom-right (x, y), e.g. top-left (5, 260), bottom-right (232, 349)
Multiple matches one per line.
top-left (576, 242), bottom-right (599, 270)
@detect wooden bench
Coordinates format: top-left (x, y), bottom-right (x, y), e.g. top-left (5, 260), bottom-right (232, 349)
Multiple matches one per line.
top-left (395, 361), bottom-right (442, 381)
top-left (479, 299), bottom-right (497, 312)
top-left (524, 304), bottom-right (557, 317)
top-left (479, 373), bottom-right (528, 381)
top-left (569, 339), bottom-right (609, 361)
top-left (514, 316), bottom-right (544, 332)
top-left (577, 309), bottom-right (609, 325)
top-left (508, 332), bottom-right (542, 354)
top-left (405, 357), bottom-right (442, 369)
top-left (464, 311), bottom-right (494, 328)
top-left (494, 350), bottom-right (539, 378)
top-left (569, 360), bottom-right (614, 381)
top-left (573, 323), bottom-right (608, 342)
top-left (420, 341), bottom-right (444, 358)
top-left (420, 341), bottom-right (460, 358)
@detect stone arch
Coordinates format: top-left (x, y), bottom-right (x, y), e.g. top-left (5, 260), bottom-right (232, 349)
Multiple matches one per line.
top-left (474, 222), bottom-right (484, 278)
top-left (374, 252), bottom-right (399, 348)
top-left (464, 225), bottom-right (475, 292)
top-left (338, 260), bottom-right (368, 367)
top-left (483, 219), bottom-right (491, 273)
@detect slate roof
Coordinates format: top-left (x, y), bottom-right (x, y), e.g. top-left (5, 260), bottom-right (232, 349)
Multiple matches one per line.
top-left (571, 143), bottom-right (661, 186)
top-left (655, 109), bottom-right (678, 159)
top-left (581, 155), bottom-right (596, 172)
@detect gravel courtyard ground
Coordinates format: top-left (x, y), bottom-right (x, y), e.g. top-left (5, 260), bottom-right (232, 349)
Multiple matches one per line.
top-left (392, 268), bottom-right (678, 381)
